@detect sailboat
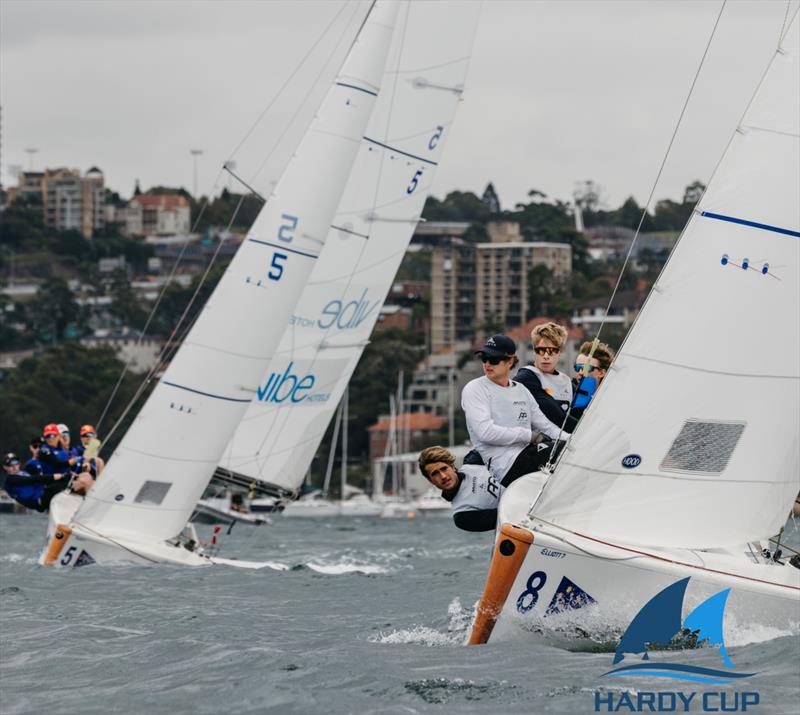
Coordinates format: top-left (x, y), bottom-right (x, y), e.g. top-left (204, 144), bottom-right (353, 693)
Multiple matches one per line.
top-left (469, 11), bottom-right (800, 642)
top-left (213, 1), bottom-right (480, 513)
top-left (39, 1), bottom-right (401, 568)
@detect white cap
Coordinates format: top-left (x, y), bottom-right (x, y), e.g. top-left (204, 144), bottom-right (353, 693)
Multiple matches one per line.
top-left (57, 423), bottom-right (70, 434)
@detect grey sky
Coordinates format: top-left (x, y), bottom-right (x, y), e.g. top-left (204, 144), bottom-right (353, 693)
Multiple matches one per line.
top-left (1, 0), bottom-right (796, 211)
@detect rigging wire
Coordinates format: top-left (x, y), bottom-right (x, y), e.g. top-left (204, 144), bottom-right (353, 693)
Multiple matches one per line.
top-left (542, 0), bottom-right (729, 472)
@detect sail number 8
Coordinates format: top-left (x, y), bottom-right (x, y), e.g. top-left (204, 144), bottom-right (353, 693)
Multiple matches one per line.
top-left (516, 570), bottom-right (547, 613)
top-left (269, 214), bottom-right (299, 282)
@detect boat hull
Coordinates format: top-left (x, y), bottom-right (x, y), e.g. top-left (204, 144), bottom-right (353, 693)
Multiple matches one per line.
top-left (39, 493), bottom-right (284, 569)
top-left (489, 475), bottom-right (800, 643)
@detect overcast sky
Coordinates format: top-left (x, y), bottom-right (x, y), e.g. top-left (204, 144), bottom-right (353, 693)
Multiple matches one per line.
top-left (1, 0), bottom-right (797, 211)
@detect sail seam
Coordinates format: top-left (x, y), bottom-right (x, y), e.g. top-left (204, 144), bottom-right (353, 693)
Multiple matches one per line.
top-left (699, 211), bottom-right (800, 237)
top-left (162, 380), bottom-right (253, 403)
top-left (624, 353), bottom-right (799, 379)
top-left (739, 124), bottom-right (800, 139)
top-left (335, 81), bottom-right (379, 97)
top-left (247, 238), bottom-right (320, 258)
top-left (362, 136), bottom-right (439, 165)
top-left (557, 460), bottom-right (797, 484)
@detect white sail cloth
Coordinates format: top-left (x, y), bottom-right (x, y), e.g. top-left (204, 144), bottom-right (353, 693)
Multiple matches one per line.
top-left (534, 14), bottom-right (800, 550)
top-left (74, 2), bottom-right (400, 542)
top-left (217, 1), bottom-right (480, 494)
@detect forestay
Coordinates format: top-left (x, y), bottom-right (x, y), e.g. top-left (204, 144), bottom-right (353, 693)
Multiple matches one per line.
top-left (533, 14), bottom-right (800, 550)
top-left (216, 1), bottom-right (480, 495)
top-left (73, 2), bottom-right (400, 542)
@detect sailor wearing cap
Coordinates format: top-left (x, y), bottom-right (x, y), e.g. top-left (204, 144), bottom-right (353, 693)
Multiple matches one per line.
top-left (461, 334), bottom-right (563, 488)
top-left (38, 423), bottom-right (73, 475)
top-left (1, 452), bottom-right (72, 512)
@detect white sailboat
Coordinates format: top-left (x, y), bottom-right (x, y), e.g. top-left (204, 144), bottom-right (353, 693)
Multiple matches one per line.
top-left (40, 1), bottom-right (401, 568)
top-left (470, 12), bottom-right (800, 642)
top-left (214, 1), bottom-right (480, 511)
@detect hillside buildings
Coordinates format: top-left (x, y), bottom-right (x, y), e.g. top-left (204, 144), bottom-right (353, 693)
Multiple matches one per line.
top-left (422, 221), bottom-right (572, 352)
top-left (7, 167), bottom-right (105, 238)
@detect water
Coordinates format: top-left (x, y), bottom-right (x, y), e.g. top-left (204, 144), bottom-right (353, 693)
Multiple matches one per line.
top-left (1, 513), bottom-right (798, 715)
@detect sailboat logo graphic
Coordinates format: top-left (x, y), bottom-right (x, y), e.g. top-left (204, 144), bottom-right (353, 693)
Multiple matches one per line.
top-left (601, 577), bottom-right (755, 684)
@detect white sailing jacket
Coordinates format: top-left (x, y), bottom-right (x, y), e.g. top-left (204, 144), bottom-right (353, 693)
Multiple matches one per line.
top-left (461, 376), bottom-right (562, 480)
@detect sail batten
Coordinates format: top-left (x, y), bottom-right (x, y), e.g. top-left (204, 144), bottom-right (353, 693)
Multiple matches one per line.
top-left (534, 15), bottom-right (800, 550)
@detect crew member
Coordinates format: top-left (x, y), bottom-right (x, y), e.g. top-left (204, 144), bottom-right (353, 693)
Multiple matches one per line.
top-left (1, 452), bottom-right (76, 512)
top-left (418, 446), bottom-right (502, 532)
top-left (515, 322), bottom-right (577, 433)
top-left (39, 423), bottom-right (73, 475)
top-left (571, 340), bottom-right (615, 416)
top-left (461, 334), bottom-right (563, 487)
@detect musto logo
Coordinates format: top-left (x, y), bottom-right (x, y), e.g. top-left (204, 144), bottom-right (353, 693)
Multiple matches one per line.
top-left (256, 362), bottom-right (328, 404)
top-left (595, 577), bottom-right (759, 712)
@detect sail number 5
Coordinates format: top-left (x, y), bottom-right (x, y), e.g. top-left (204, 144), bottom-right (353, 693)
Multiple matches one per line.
top-left (270, 214), bottom-right (299, 282)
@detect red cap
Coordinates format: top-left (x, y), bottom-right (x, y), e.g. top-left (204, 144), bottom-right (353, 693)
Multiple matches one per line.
top-left (80, 424), bottom-right (97, 436)
top-left (43, 423), bottom-right (60, 437)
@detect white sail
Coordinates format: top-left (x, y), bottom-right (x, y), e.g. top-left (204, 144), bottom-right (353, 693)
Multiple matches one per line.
top-left (73, 2), bottom-right (400, 542)
top-left (217, 1), bottom-right (480, 494)
top-left (533, 14), bottom-right (800, 550)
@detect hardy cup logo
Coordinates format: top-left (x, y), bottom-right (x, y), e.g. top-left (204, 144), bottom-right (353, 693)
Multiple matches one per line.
top-left (594, 578), bottom-right (760, 712)
top-left (603, 577), bottom-right (754, 684)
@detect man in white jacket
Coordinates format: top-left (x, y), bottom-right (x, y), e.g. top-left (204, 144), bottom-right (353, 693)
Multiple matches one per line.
top-left (461, 334), bottom-right (563, 487)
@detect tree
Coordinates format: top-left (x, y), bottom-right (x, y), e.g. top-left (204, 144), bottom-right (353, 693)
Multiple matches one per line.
top-left (107, 269), bottom-right (147, 330)
top-left (25, 278), bottom-right (87, 344)
top-left (0, 345), bottom-right (153, 459)
top-left (481, 182), bottom-right (501, 213)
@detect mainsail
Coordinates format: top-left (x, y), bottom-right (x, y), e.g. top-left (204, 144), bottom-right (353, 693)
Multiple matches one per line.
top-left (73, 2), bottom-right (400, 542)
top-left (215, 1), bottom-right (480, 496)
top-left (533, 13), bottom-right (799, 549)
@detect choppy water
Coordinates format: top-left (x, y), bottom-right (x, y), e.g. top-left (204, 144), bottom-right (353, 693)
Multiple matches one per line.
top-left (1, 513), bottom-right (798, 715)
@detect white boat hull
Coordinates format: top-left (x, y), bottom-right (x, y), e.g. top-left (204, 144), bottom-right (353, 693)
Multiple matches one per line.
top-left (490, 475), bottom-right (800, 643)
top-left (40, 493), bottom-right (285, 570)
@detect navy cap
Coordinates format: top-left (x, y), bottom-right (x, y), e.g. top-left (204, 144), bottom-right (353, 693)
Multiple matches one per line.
top-left (3, 453), bottom-right (20, 467)
top-left (475, 334), bottom-right (516, 359)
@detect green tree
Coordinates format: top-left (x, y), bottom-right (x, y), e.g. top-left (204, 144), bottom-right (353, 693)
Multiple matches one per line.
top-left (25, 278), bottom-right (87, 344)
top-left (0, 345), bottom-right (153, 459)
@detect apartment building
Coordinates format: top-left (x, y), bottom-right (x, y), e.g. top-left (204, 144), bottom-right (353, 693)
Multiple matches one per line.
top-left (8, 167), bottom-right (105, 238)
top-left (428, 221), bottom-right (572, 352)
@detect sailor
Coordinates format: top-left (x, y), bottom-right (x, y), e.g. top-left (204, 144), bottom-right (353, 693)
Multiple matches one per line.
top-left (38, 423), bottom-right (74, 475)
top-left (1, 452), bottom-right (75, 512)
top-left (418, 446), bottom-right (502, 532)
top-left (24, 437), bottom-right (45, 476)
top-left (571, 340), bottom-right (615, 416)
top-left (73, 425), bottom-right (104, 475)
top-left (57, 423), bottom-right (75, 457)
top-left (461, 334), bottom-right (563, 487)
top-left (73, 424), bottom-right (97, 459)
top-left (514, 322), bottom-right (577, 433)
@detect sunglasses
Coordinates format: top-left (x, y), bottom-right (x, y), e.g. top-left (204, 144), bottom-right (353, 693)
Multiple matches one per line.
top-left (478, 354), bottom-right (506, 365)
top-left (81, 433), bottom-right (96, 439)
top-left (575, 363), bottom-right (600, 373)
top-left (534, 346), bottom-right (560, 356)
top-left (44, 433), bottom-right (59, 439)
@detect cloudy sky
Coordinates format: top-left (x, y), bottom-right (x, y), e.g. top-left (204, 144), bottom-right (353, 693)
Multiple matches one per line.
top-left (1, 0), bottom-right (797, 211)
